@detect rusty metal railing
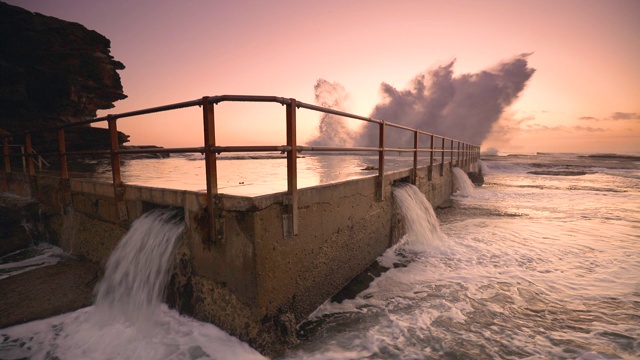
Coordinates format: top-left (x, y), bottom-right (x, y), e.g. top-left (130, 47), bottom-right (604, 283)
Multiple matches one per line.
top-left (1, 95), bottom-right (481, 242)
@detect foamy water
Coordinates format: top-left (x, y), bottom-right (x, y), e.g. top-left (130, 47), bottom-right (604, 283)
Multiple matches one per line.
top-left (452, 167), bottom-right (475, 197)
top-left (0, 243), bottom-right (65, 280)
top-left (1, 153), bottom-right (639, 359)
top-left (0, 210), bottom-right (266, 360)
top-left (392, 183), bottom-right (446, 253)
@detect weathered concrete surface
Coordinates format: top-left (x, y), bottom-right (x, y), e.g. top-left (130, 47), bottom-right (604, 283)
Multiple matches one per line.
top-left (0, 260), bottom-right (101, 329)
top-left (0, 160), bottom-right (474, 357)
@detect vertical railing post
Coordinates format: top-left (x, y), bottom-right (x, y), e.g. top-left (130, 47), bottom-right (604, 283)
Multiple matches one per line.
top-left (440, 137), bottom-right (445, 176)
top-left (108, 116), bottom-right (127, 222)
top-left (25, 133), bottom-right (35, 176)
top-left (2, 136), bottom-right (10, 174)
top-left (450, 139), bottom-right (454, 170)
top-left (457, 141), bottom-right (461, 167)
top-left (412, 130), bottom-right (418, 185)
top-left (202, 97), bottom-right (221, 243)
top-left (57, 129), bottom-right (69, 180)
top-left (284, 98), bottom-right (298, 238)
top-left (57, 128), bottom-right (71, 213)
top-left (377, 121), bottom-right (385, 201)
top-left (429, 134), bottom-right (434, 181)
top-left (25, 133), bottom-right (37, 196)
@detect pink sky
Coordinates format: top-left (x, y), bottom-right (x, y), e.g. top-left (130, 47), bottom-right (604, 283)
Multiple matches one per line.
top-left (7, 0), bottom-right (640, 154)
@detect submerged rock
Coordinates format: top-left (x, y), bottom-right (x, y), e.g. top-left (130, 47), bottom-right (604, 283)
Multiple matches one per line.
top-left (528, 170), bottom-right (587, 176)
top-left (467, 171), bottom-right (485, 186)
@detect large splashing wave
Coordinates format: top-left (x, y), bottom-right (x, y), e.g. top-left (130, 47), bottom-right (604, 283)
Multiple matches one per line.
top-left (309, 54), bottom-right (535, 148)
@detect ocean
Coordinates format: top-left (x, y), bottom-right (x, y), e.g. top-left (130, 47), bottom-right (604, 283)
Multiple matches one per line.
top-left (1, 152), bottom-right (639, 359)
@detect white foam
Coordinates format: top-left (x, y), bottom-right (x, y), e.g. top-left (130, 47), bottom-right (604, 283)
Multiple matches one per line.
top-left (392, 183), bottom-right (446, 252)
top-left (452, 167), bottom-right (475, 197)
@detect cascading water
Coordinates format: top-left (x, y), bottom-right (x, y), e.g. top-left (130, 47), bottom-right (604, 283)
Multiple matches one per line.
top-left (392, 183), bottom-right (445, 252)
top-left (452, 167), bottom-right (475, 197)
top-left (94, 209), bottom-right (184, 325)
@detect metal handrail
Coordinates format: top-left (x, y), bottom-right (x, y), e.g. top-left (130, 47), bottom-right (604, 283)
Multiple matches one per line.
top-left (1, 94), bottom-right (481, 242)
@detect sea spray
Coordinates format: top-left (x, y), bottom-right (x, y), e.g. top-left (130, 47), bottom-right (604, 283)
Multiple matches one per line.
top-left (94, 209), bottom-right (184, 325)
top-left (478, 159), bottom-right (489, 175)
top-left (392, 183), bottom-right (445, 252)
top-left (452, 167), bottom-right (475, 197)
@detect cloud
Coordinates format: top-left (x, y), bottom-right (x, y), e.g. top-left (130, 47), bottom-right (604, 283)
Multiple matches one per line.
top-left (572, 125), bottom-right (606, 132)
top-left (580, 112), bottom-right (640, 121)
top-left (513, 123), bottom-right (607, 134)
top-left (610, 112), bottom-right (640, 120)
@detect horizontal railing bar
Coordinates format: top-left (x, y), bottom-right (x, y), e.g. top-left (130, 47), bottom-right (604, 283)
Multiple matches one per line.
top-left (28, 147), bottom-right (470, 157)
top-left (1, 99), bottom-right (204, 138)
top-left (0, 94), bottom-right (480, 148)
top-left (296, 101), bottom-right (382, 125)
top-left (384, 148), bottom-right (460, 152)
top-left (208, 95), bottom-right (292, 105)
top-left (102, 99), bottom-right (203, 121)
top-left (210, 145), bottom-right (291, 153)
top-left (297, 145), bottom-right (380, 152)
top-left (64, 150), bottom-right (111, 156)
top-left (117, 147), bottom-right (204, 155)
top-left (385, 122), bottom-right (421, 133)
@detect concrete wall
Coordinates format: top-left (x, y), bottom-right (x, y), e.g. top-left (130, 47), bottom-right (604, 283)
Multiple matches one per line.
top-left (0, 160), bottom-right (472, 356)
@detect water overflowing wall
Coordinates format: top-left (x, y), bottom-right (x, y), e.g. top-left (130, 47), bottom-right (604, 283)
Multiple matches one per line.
top-left (452, 167), bottom-right (476, 197)
top-left (0, 160), bottom-right (475, 356)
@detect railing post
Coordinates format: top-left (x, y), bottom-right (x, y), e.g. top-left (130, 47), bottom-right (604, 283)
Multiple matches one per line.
top-left (412, 130), bottom-right (418, 185)
top-left (450, 139), bottom-right (454, 170)
top-left (57, 129), bottom-right (69, 180)
top-left (108, 116), bottom-right (128, 222)
top-left (284, 98), bottom-right (299, 238)
top-left (57, 128), bottom-right (71, 213)
top-left (377, 121), bottom-right (385, 201)
top-left (440, 137), bottom-right (445, 176)
top-left (429, 134), bottom-right (434, 181)
top-left (457, 141), bottom-right (461, 167)
top-left (202, 97), bottom-right (221, 243)
top-left (2, 136), bottom-right (10, 174)
top-left (25, 133), bottom-right (38, 196)
top-left (25, 133), bottom-right (35, 176)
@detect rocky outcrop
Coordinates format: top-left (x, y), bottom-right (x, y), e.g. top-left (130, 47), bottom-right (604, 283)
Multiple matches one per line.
top-left (0, 1), bottom-right (128, 153)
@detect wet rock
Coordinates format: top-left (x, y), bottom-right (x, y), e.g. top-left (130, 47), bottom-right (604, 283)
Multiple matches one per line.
top-left (528, 170), bottom-right (587, 176)
top-left (467, 171), bottom-right (485, 186)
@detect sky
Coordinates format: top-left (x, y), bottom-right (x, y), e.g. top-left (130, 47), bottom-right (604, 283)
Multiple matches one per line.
top-left (7, 0), bottom-right (640, 154)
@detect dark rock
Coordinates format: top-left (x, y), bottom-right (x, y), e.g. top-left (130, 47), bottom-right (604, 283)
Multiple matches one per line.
top-left (467, 171), bottom-right (485, 186)
top-left (0, 2), bottom-right (128, 153)
top-left (528, 170), bottom-right (587, 176)
top-left (121, 145), bottom-right (171, 159)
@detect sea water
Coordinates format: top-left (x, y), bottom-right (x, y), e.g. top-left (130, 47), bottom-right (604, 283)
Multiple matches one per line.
top-left (1, 153), bottom-right (639, 359)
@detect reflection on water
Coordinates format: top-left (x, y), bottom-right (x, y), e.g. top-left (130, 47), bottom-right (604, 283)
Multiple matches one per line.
top-left (89, 153), bottom-right (422, 196)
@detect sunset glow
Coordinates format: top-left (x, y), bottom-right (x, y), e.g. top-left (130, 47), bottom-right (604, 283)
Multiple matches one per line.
top-left (6, 0), bottom-right (640, 154)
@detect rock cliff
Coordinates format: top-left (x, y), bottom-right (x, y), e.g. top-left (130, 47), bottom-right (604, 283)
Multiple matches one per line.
top-left (0, 1), bottom-right (128, 152)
